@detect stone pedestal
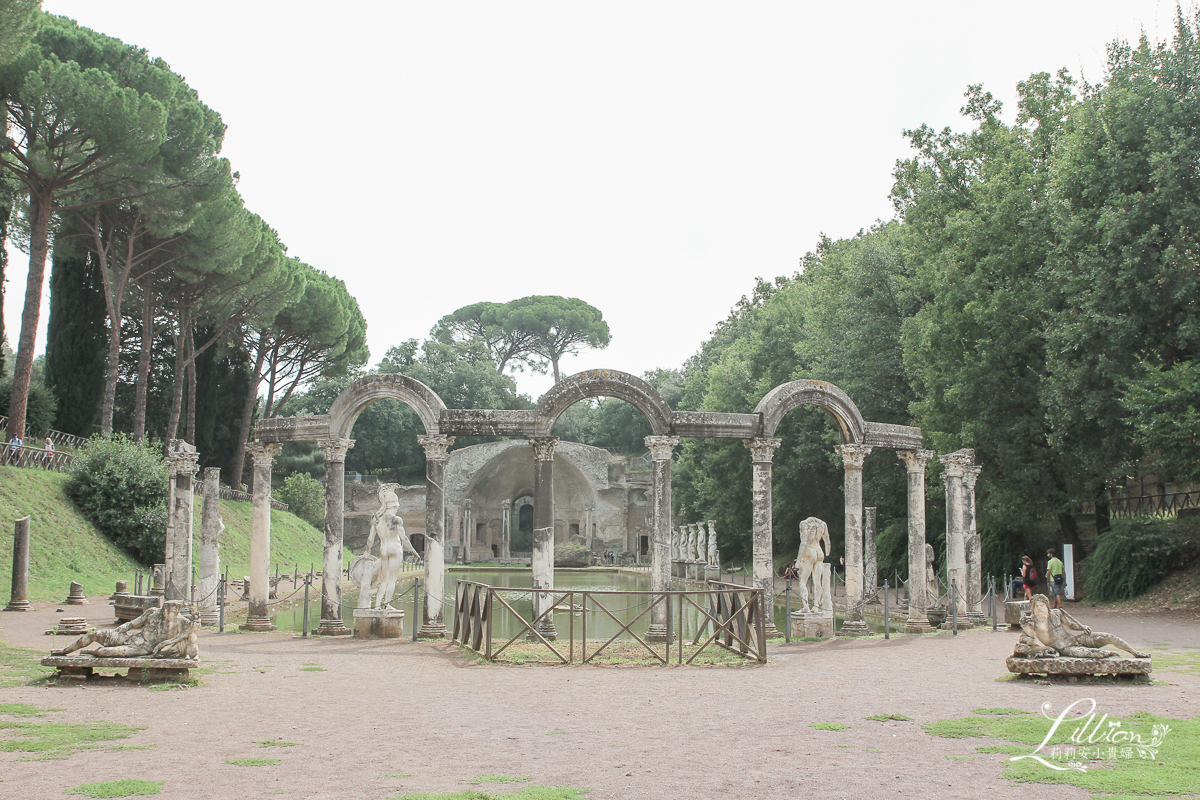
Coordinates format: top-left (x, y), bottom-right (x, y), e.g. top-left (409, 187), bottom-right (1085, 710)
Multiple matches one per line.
top-left (64, 581), bottom-right (88, 605)
top-left (352, 608), bottom-right (404, 639)
top-left (45, 617), bottom-right (90, 636)
top-left (837, 620), bottom-right (871, 637)
top-left (939, 616), bottom-right (973, 631)
top-left (790, 610), bottom-right (834, 639)
top-left (1004, 600), bottom-right (1030, 630)
top-left (704, 565), bottom-right (720, 581)
top-left (1006, 655), bottom-right (1152, 677)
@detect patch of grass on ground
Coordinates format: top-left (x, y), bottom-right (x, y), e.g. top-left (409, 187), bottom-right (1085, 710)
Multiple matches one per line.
top-left (0, 714), bottom-right (143, 760)
top-left (865, 714), bottom-right (911, 721)
top-left (391, 788), bottom-right (587, 800)
top-left (972, 708), bottom-right (1031, 716)
top-left (545, 730), bottom-right (568, 735)
top-left (225, 758), bottom-right (281, 766)
top-left (65, 779), bottom-right (163, 797)
top-left (0, 702), bottom-right (59, 716)
top-left (1145, 650), bottom-right (1200, 678)
top-left (299, 666), bottom-right (325, 672)
top-left (0, 636), bottom-right (55, 687)
top-left (809, 722), bottom-right (849, 731)
top-left (927, 708), bottom-right (1199, 797)
top-left (467, 775), bottom-right (531, 785)
top-left (256, 740), bottom-right (300, 747)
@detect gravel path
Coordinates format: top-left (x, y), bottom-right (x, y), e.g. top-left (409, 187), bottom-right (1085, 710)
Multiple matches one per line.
top-left (1, 598), bottom-right (1197, 800)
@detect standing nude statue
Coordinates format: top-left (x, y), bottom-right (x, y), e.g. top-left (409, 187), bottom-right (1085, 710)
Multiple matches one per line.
top-left (795, 517), bottom-right (831, 613)
top-left (355, 484), bottom-right (422, 610)
top-left (925, 543), bottom-right (939, 605)
top-left (53, 600), bottom-right (198, 660)
top-left (1019, 594), bottom-right (1148, 659)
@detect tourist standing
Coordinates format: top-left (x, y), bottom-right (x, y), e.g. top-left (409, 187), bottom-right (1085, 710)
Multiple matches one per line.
top-left (43, 437), bottom-right (54, 467)
top-left (5, 433), bottom-right (22, 465)
top-left (1020, 555), bottom-right (1036, 601)
top-left (1046, 548), bottom-right (1065, 609)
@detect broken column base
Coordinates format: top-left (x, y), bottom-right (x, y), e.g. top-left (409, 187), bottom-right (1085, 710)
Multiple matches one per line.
top-left (313, 619), bottom-right (352, 636)
top-left (1004, 600), bottom-right (1030, 630)
top-left (352, 608), bottom-right (404, 639)
top-left (1006, 655), bottom-right (1152, 678)
top-left (417, 623), bottom-right (448, 640)
top-left (837, 619), bottom-right (871, 637)
top-left (790, 610), bottom-right (834, 639)
top-left (240, 617), bottom-right (276, 632)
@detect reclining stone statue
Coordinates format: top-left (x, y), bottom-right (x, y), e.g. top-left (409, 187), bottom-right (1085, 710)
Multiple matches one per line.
top-left (1016, 594), bottom-right (1148, 659)
top-left (52, 600), bottom-right (198, 660)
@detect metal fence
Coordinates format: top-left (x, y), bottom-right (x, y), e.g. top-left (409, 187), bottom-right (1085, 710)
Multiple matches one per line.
top-left (218, 485), bottom-right (289, 512)
top-left (0, 415), bottom-right (89, 451)
top-left (452, 579), bottom-right (767, 665)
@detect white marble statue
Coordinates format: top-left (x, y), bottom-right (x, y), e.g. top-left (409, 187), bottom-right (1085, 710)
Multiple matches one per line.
top-left (925, 543), bottom-right (939, 605)
top-left (354, 484), bottom-right (422, 610)
top-left (815, 562), bottom-right (833, 612)
top-left (694, 523), bottom-right (706, 560)
top-left (54, 600), bottom-right (198, 660)
top-left (795, 517), bottom-right (832, 613)
top-left (706, 520), bottom-right (718, 565)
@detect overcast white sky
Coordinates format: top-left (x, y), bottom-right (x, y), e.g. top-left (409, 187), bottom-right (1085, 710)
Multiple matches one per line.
top-left (5, 1), bottom-right (1182, 399)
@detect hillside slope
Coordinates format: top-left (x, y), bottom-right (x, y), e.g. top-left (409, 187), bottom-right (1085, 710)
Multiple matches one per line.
top-left (0, 467), bottom-right (333, 602)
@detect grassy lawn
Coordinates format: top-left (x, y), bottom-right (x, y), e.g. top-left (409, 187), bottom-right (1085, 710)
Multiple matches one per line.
top-left (0, 702), bottom-right (144, 760)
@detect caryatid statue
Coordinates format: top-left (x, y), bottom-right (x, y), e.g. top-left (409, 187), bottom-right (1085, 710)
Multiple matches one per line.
top-left (706, 520), bottom-right (718, 565)
top-left (795, 517), bottom-right (832, 613)
top-left (925, 543), bottom-right (939, 605)
top-left (353, 484), bottom-right (422, 610)
top-left (694, 523), bottom-right (707, 560)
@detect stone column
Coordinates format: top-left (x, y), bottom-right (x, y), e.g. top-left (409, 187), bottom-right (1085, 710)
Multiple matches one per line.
top-left (645, 435), bottom-right (679, 641)
top-left (462, 499), bottom-right (473, 563)
top-left (417, 434), bottom-right (454, 638)
top-left (501, 499), bottom-right (512, 559)
top-left (863, 506), bottom-right (878, 597)
top-left (197, 467), bottom-right (222, 626)
top-left (835, 443), bottom-right (873, 636)
top-left (316, 438), bottom-right (354, 635)
top-left (5, 516), bottom-right (33, 611)
top-left (165, 440), bottom-right (199, 604)
top-left (243, 441), bottom-right (282, 631)
top-left (529, 436), bottom-right (559, 640)
top-left (898, 449), bottom-right (934, 633)
top-left (707, 520), bottom-right (718, 566)
top-left (744, 437), bottom-right (782, 637)
top-left (964, 464), bottom-right (985, 623)
top-left (584, 504), bottom-right (594, 554)
top-left (939, 449), bottom-right (973, 624)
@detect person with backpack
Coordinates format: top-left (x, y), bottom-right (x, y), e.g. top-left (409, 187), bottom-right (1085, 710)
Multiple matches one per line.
top-left (1021, 555), bottom-right (1037, 601)
top-left (1046, 548), bottom-right (1066, 608)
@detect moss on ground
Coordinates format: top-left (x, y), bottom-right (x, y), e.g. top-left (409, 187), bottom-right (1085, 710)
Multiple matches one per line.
top-left (0, 704), bottom-right (143, 760)
top-left (65, 779), bottom-right (163, 797)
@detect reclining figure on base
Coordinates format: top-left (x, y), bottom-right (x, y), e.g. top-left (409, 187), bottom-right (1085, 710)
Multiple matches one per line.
top-left (52, 600), bottom-right (198, 660)
top-left (1015, 594), bottom-right (1148, 659)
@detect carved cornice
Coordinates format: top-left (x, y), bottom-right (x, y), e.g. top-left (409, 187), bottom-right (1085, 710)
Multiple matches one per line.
top-left (319, 437), bottom-right (355, 463)
top-left (962, 464), bottom-right (982, 488)
top-left (165, 439), bottom-right (200, 476)
top-left (247, 441), bottom-right (283, 466)
top-left (897, 448), bottom-right (935, 474)
top-left (417, 434), bottom-right (455, 462)
top-left (644, 435), bottom-right (680, 462)
top-left (939, 450), bottom-right (972, 479)
top-left (529, 436), bottom-right (559, 462)
top-left (835, 443), bottom-right (873, 470)
top-left (742, 437), bottom-right (783, 463)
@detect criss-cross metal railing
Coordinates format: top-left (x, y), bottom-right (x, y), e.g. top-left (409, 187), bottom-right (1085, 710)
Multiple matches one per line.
top-left (451, 580), bottom-right (767, 665)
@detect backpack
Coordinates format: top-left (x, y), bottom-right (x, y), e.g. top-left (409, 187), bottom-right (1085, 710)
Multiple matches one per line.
top-left (1029, 566), bottom-right (1038, 583)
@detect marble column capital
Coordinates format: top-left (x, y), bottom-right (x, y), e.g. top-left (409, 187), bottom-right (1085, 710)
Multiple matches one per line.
top-left (529, 436), bottom-right (559, 462)
top-left (962, 464), bottom-right (982, 489)
top-left (417, 434), bottom-right (455, 462)
top-left (501, 499), bottom-right (512, 510)
top-left (835, 443), bottom-right (873, 470)
top-left (165, 439), bottom-right (200, 477)
top-left (246, 441), bottom-right (283, 466)
top-left (742, 437), bottom-right (782, 463)
top-left (939, 450), bottom-right (972, 478)
top-left (319, 437), bottom-right (355, 463)
top-left (644, 435), bottom-right (680, 462)
top-left (897, 448), bottom-right (935, 474)
top-left (464, 498), bottom-right (474, 510)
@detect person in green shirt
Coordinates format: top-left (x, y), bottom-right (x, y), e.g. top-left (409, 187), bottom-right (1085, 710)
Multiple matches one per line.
top-left (1046, 548), bottom-right (1066, 608)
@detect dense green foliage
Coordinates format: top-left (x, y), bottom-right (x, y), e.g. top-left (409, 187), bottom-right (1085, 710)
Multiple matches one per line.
top-left (43, 232), bottom-right (106, 437)
top-left (64, 435), bottom-right (167, 564)
top-left (1083, 516), bottom-right (1200, 601)
top-left (276, 472), bottom-right (325, 529)
top-left (0, 376), bottom-right (56, 435)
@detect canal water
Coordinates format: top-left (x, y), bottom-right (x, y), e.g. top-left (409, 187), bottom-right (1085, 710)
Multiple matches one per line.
top-left (267, 567), bottom-right (889, 638)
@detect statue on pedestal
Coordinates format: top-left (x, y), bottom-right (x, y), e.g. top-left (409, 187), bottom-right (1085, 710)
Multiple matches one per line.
top-left (353, 484), bottom-right (422, 610)
top-left (1016, 595), bottom-right (1148, 659)
top-left (795, 517), bottom-right (831, 613)
top-left (53, 600), bottom-right (197, 660)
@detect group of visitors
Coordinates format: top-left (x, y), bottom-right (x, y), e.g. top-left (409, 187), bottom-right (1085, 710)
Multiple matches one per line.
top-left (3, 434), bottom-right (55, 466)
top-left (600, 550), bottom-right (617, 565)
top-left (1012, 548), bottom-right (1066, 607)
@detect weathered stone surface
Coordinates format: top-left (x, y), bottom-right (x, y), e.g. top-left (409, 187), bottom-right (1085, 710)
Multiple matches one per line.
top-left (644, 435), bottom-right (678, 641)
top-left (670, 411), bottom-right (760, 439)
top-left (898, 450), bottom-right (934, 632)
top-left (1005, 600), bottom-right (1030, 628)
top-left (537, 370), bottom-right (674, 437)
top-left (836, 443), bottom-right (872, 636)
top-left (439, 408), bottom-right (538, 437)
top-left (165, 440), bottom-right (199, 603)
top-left (41, 654), bottom-right (196, 681)
top-left (352, 608), bottom-right (404, 639)
top-left (255, 414), bottom-right (333, 443)
top-left (244, 442), bottom-right (281, 632)
top-left (328, 373), bottom-right (446, 438)
top-left (1006, 656), bottom-right (1151, 676)
top-left (791, 610), bottom-right (834, 639)
top-left (5, 516), bottom-right (33, 612)
top-left (756, 379), bottom-right (866, 443)
top-left (115, 594), bottom-right (162, 623)
top-left (198, 468), bottom-right (222, 626)
top-left (863, 421), bottom-right (923, 450)
top-left (64, 581), bottom-right (88, 605)
top-left (745, 437), bottom-right (781, 636)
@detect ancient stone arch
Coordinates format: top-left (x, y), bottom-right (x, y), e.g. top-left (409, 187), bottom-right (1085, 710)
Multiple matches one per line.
top-left (328, 373), bottom-right (447, 438)
top-left (754, 379), bottom-right (866, 443)
top-left (533, 369), bottom-right (673, 437)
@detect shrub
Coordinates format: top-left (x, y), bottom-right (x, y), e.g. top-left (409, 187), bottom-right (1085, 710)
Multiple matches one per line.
top-left (1083, 516), bottom-right (1200, 601)
top-left (65, 435), bottom-right (168, 565)
top-left (276, 472), bottom-right (324, 529)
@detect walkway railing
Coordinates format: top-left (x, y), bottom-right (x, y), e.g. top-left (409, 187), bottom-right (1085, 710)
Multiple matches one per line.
top-left (217, 485), bottom-right (289, 512)
top-left (0, 444), bottom-right (74, 472)
top-left (0, 416), bottom-right (89, 451)
top-left (452, 580), bottom-right (766, 665)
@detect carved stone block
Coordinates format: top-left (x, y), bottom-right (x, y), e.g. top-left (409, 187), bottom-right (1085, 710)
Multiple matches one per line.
top-left (1006, 656), bottom-right (1152, 676)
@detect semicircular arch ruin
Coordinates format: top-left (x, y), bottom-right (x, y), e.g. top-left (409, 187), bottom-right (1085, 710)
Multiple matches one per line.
top-left (533, 368), bottom-right (673, 437)
top-left (753, 379), bottom-right (866, 443)
top-left (327, 373), bottom-right (448, 439)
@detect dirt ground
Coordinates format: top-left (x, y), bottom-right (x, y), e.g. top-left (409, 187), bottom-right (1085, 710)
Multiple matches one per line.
top-left (1, 597), bottom-right (1197, 800)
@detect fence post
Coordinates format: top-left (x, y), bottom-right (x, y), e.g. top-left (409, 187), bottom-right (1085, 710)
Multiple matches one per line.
top-left (218, 569), bottom-right (226, 633)
top-left (951, 581), bottom-right (958, 636)
top-left (301, 571), bottom-right (311, 638)
top-left (883, 579), bottom-right (889, 640)
top-left (412, 578), bottom-right (421, 642)
top-left (990, 576), bottom-right (997, 632)
top-left (784, 579), bottom-right (791, 643)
